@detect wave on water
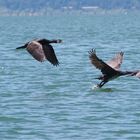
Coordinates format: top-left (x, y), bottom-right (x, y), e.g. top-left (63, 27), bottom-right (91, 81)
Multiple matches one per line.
top-left (91, 84), bottom-right (115, 92)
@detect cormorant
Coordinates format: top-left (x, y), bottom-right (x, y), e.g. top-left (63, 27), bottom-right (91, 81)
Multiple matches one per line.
top-left (89, 49), bottom-right (140, 88)
top-left (16, 38), bottom-right (62, 66)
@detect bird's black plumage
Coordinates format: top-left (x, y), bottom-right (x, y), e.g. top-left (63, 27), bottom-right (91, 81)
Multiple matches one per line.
top-left (89, 49), bottom-right (140, 88)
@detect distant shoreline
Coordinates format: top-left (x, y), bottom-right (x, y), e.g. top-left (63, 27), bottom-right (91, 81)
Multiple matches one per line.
top-left (0, 8), bottom-right (139, 16)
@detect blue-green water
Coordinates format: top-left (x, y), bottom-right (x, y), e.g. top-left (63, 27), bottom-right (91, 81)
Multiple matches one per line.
top-left (0, 12), bottom-right (140, 140)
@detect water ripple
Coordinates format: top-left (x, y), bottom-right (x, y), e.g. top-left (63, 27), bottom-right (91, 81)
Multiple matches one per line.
top-left (0, 13), bottom-right (140, 139)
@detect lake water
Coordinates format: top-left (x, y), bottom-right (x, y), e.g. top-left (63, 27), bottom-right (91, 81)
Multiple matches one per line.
top-left (0, 12), bottom-right (140, 140)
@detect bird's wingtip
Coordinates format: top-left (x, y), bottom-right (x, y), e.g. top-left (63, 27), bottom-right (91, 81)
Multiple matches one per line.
top-left (120, 51), bottom-right (124, 55)
top-left (52, 62), bottom-right (60, 67)
top-left (88, 48), bottom-right (96, 55)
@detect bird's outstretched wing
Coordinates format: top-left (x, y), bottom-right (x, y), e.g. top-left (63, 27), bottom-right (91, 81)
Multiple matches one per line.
top-left (107, 52), bottom-right (124, 70)
top-left (136, 71), bottom-right (140, 78)
top-left (43, 44), bottom-right (59, 66)
top-left (89, 49), bottom-right (117, 75)
top-left (26, 41), bottom-right (46, 62)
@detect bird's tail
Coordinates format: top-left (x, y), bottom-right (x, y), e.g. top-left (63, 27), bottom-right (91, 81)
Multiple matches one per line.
top-left (16, 45), bottom-right (25, 49)
top-left (16, 42), bottom-right (29, 49)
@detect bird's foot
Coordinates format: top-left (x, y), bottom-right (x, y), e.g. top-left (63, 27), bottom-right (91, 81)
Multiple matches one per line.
top-left (97, 84), bottom-right (103, 88)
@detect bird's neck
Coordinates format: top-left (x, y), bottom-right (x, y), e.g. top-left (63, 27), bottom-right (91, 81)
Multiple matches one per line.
top-left (38, 39), bottom-right (50, 45)
top-left (39, 39), bottom-right (60, 45)
top-left (121, 71), bottom-right (137, 76)
top-left (49, 39), bottom-right (60, 43)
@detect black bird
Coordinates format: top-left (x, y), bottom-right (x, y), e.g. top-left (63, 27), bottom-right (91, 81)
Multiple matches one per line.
top-left (16, 38), bottom-right (62, 66)
top-left (89, 49), bottom-right (140, 88)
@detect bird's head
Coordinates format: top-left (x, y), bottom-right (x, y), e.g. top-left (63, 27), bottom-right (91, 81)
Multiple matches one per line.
top-left (56, 39), bottom-right (62, 43)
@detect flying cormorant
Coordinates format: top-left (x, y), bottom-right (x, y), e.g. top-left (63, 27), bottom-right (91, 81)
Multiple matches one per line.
top-left (16, 38), bottom-right (62, 66)
top-left (89, 49), bottom-right (140, 88)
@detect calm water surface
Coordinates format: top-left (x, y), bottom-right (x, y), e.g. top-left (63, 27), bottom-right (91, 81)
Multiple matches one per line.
top-left (0, 12), bottom-right (140, 140)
